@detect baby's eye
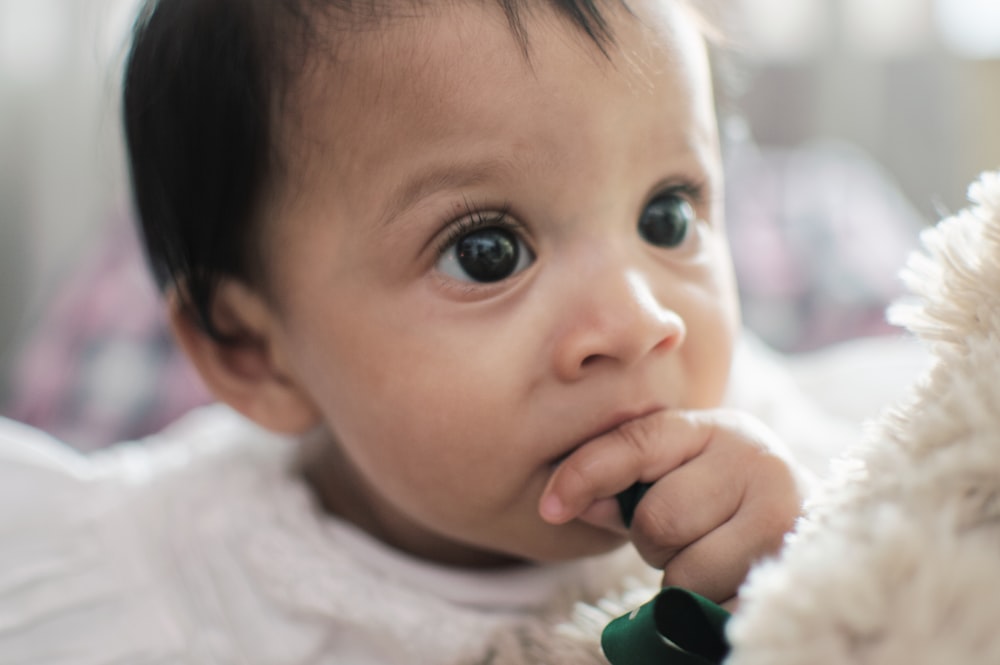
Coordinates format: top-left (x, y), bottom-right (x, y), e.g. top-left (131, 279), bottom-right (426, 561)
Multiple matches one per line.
top-left (436, 225), bottom-right (533, 283)
top-left (638, 191), bottom-right (695, 248)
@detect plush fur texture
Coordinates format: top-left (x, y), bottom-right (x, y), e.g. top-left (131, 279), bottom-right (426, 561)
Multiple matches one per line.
top-left (726, 170), bottom-right (1000, 664)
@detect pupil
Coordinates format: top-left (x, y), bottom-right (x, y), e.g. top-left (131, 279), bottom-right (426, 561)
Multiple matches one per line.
top-left (638, 196), bottom-right (692, 248)
top-left (457, 228), bottom-right (519, 282)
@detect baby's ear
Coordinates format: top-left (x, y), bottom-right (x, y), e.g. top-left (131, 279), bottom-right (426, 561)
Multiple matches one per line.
top-left (168, 279), bottom-right (321, 434)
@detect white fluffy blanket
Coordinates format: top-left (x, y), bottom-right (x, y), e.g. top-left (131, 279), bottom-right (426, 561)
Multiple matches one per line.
top-left (726, 170), bottom-right (1000, 664)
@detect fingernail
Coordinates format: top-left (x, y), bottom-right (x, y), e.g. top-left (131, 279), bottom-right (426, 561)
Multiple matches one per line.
top-left (539, 494), bottom-right (566, 523)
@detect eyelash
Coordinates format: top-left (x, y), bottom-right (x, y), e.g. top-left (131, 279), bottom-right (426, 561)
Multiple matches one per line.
top-left (434, 201), bottom-right (523, 259)
top-left (657, 180), bottom-right (709, 210)
top-left (430, 179), bottom-right (709, 261)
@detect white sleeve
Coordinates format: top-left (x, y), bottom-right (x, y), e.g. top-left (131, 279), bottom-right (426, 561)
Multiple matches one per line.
top-left (0, 419), bottom-right (183, 665)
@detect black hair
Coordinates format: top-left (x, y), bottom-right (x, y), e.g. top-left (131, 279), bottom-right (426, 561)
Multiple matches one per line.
top-left (122, 0), bottom-right (625, 340)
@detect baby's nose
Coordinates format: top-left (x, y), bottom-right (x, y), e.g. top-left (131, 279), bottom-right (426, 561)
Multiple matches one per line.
top-left (551, 267), bottom-right (686, 381)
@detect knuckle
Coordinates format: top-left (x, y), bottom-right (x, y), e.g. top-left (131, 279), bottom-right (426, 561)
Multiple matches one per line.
top-left (745, 477), bottom-right (802, 552)
top-left (630, 496), bottom-right (687, 558)
top-left (614, 416), bottom-right (654, 458)
top-left (555, 460), bottom-right (587, 493)
top-left (766, 490), bottom-right (802, 535)
top-left (553, 457), bottom-right (592, 501)
top-left (755, 454), bottom-right (801, 500)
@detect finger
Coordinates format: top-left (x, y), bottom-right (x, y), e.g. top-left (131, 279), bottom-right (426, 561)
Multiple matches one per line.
top-left (576, 497), bottom-right (629, 535)
top-left (659, 465), bottom-right (801, 603)
top-left (659, 527), bottom-right (751, 604)
top-left (539, 410), bottom-right (710, 524)
top-left (628, 443), bottom-right (746, 568)
top-left (660, 516), bottom-right (785, 604)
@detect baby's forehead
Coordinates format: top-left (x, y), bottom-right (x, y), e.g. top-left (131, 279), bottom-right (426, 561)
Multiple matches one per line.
top-left (269, 0), bottom-right (713, 205)
top-left (273, 3), bottom-right (609, 156)
top-left (271, 0), bottom-right (709, 172)
top-left (280, 0), bottom-right (697, 126)
top-left (286, 2), bottom-right (598, 83)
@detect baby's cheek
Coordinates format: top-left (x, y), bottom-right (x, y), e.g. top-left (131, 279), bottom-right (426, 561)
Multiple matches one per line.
top-left (690, 315), bottom-right (737, 407)
top-left (376, 440), bottom-right (506, 519)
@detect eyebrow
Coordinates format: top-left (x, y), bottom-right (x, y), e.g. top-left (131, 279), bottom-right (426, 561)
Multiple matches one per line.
top-left (377, 157), bottom-right (516, 227)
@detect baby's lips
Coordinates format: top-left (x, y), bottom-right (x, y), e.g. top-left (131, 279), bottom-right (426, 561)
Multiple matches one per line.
top-left (540, 407), bottom-right (665, 525)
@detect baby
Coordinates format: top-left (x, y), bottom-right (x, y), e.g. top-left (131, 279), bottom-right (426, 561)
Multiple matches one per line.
top-left (0, 0), bottom-right (809, 662)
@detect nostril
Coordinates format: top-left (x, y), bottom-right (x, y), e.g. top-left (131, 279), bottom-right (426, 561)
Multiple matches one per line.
top-left (581, 354), bottom-right (601, 367)
top-left (652, 334), bottom-right (678, 354)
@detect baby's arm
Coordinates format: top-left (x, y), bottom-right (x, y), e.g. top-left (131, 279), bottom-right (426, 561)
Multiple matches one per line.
top-left (539, 410), bottom-right (805, 603)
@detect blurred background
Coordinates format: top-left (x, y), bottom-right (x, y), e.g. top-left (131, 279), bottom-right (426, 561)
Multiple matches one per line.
top-left (0, 0), bottom-right (997, 449)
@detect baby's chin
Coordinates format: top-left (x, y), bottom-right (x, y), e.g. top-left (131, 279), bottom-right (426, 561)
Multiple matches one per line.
top-left (502, 521), bottom-right (630, 565)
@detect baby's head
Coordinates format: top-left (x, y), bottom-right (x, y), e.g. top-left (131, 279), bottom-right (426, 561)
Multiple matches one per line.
top-left (124, 0), bottom-right (740, 567)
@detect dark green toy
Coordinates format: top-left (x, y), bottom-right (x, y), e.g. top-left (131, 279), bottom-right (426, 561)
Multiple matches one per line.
top-left (603, 484), bottom-right (732, 664)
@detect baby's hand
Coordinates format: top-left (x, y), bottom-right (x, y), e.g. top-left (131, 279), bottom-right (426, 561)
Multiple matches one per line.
top-left (539, 409), bottom-right (804, 603)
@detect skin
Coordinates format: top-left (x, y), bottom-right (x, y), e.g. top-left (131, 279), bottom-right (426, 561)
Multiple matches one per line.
top-left (176, 0), bottom-right (802, 602)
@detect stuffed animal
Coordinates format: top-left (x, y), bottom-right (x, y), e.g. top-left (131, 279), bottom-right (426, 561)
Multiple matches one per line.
top-left (727, 170), bottom-right (1000, 664)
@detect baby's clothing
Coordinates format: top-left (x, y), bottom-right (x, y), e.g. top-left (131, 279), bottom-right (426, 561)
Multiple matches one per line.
top-left (0, 334), bottom-right (924, 664)
top-left (0, 407), bottom-right (655, 664)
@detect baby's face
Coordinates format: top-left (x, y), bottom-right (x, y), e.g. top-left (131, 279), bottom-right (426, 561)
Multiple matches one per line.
top-left (261, 0), bottom-right (739, 565)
